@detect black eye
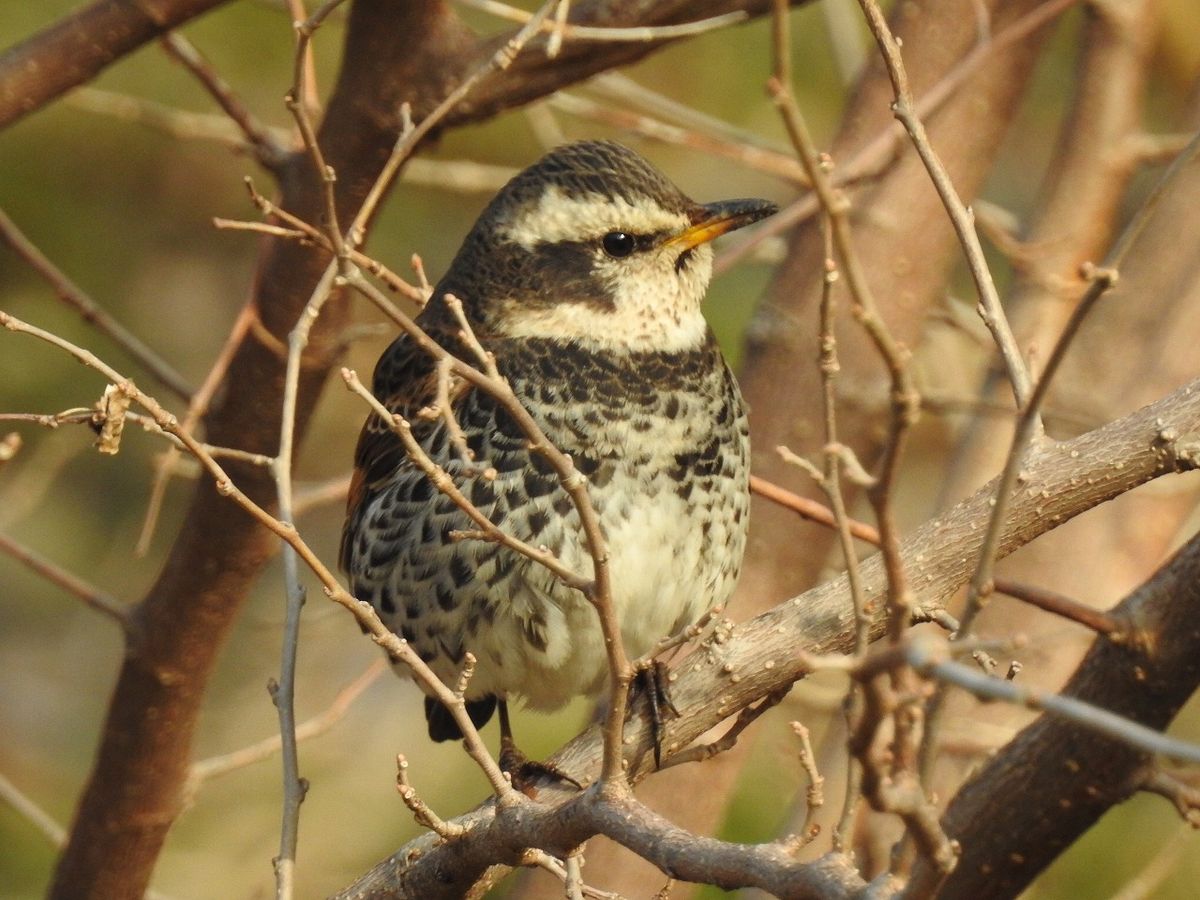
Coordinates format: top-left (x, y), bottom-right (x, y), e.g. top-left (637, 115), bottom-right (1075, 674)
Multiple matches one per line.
top-left (601, 231), bottom-right (636, 258)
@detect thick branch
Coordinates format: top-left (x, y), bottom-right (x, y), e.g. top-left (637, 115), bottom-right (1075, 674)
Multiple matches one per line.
top-left (0, 0), bottom-right (230, 130)
top-left (342, 380), bottom-right (1200, 895)
top-left (0, 0), bottom-right (815, 135)
top-left (909, 529), bottom-right (1200, 899)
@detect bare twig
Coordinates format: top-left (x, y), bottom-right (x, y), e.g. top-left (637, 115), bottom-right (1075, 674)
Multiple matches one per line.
top-left (1139, 769), bottom-right (1200, 827)
top-left (548, 92), bottom-right (809, 184)
top-left (292, 473), bottom-right (352, 515)
top-left (341, 369), bottom-right (589, 591)
top-left (0, 769), bottom-right (66, 847)
top-left (789, 720), bottom-right (825, 846)
top-left (351, 0), bottom-right (559, 244)
top-left (0, 532), bottom-right (129, 628)
top-left (658, 688), bottom-right (788, 769)
top-left (0, 209), bottom-right (192, 401)
top-left (238, 179), bottom-right (425, 300)
top-left (65, 86), bottom-right (293, 153)
top-left (908, 635), bottom-right (1200, 765)
top-left (136, 302), bottom-right (257, 555)
top-left (188, 659), bottom-right (387, 788)
top-left (855, 0), bottom-right (1031, 408)
top-left (1106, 826), bottom-right (1195, 900)
top-left (159, 32), bottom-right (289, 169)
top-left (396, 755), bottom-right (468, 838)
top-left (457, 0), bottom-right (748, 42)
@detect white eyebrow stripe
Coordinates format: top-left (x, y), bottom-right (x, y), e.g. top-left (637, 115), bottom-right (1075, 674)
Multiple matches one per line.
top-left (498, 186), bottom-right (690, 248)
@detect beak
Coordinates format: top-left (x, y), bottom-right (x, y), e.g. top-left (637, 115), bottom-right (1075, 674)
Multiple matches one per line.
top-left (666, 198), bottom-right (779, 251)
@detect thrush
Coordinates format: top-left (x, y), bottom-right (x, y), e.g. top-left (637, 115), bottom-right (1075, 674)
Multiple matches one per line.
top-left (340, 140), bottom-right (776, 757)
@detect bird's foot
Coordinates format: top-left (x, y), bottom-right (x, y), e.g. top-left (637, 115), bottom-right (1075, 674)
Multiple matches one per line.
top-left (630, 658), bottom-right (680, 769)
top-left (498, 738), bottom-right (582, 795)
top-left (496, 699), bottom-right (581, 795)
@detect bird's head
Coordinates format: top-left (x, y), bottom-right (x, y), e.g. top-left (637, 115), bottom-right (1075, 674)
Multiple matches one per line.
top-left (430, 141), bottom-right (777, 352)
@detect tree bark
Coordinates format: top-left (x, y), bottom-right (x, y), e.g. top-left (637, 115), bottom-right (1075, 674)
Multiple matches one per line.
top-left (48, 3), bottom-right (476, 896)
top-left (340, 378), bottom-right (1200, 896)
top-left (0, 0), bottom-right (232, 129)
top-left (910, 530), bottom-right (1200, 899)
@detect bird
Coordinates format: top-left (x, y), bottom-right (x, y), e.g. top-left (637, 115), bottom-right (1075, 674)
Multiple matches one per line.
top-left (340, 140), bottom-right (776, 765)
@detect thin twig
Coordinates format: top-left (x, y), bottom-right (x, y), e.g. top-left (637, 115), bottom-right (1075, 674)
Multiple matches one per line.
top-left (189, 659), bottom-right (387, 788)
top-left (342, 369), bottom-right (589, 591)
top-left (658, 688), bottom-right (788, 769)
top-left (1105, 825), bottom-right (1195, 900)
top-left (0, 532), bottom-right (130, 628)
top-left (238, 179), bottom-right (425, 300)
top-left (136, 302), bottom-right (256, 555)
top-left (0, 308), bottom-right (517, 802)
top-left (457, 0), bottom-right (747, 42)
top-left (855, 0), bottom-right (1031, 409)
top-left (790, 720), bottom-right (825, 845)
top-left (716, 0), bottom-right (1082, 275)
top-left (65, 86), bottom-right (294, 153)
top-left (351, 0), bottom-right (559, 246)
top-left (0, 770), bottom-right (66, 846)
top-left (396, 755), bottom-right (467, 838)
top-left (159, 32), bottom-right (289, 170)
top-left (0, 209), bottom-right (193, 401)
top-left (548, 92), bottom-right (809, 185)
top-left (908, 635), bottom-right (1200, 765)
top-left (292, 473), bottom-right (352, 516)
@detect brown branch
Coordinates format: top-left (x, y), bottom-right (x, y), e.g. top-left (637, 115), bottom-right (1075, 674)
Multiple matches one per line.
top-left (0, 0), bottom-right (232, 130)
top-left (752, 473), bottom-right (1123, 637)
top-left (159, 31), bottom-right (289, 169)
top-left (186, 659), bottom-right (387, 789)
top-left (45, 2), bottom-right (480, 897)
top-left (907, 529), bottom-right (1200, 899)
top-left (0, 209), bottom-right (193, 401)
top-left (0, 532), bottom-right (130, 629)
top-left (341, 378), bottom-right (1200, 896)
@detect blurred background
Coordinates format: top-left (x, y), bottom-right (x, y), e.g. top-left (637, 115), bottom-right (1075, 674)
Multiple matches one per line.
top-left (2, 1), bottom-right (1199, 897)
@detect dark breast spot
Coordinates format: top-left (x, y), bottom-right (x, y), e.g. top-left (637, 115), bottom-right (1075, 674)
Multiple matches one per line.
top-left (378, 585), bottom-right (397, 615)
top-left (435, 583), bottom-right (458, 612)
top-left (526, 508), bottom-right (550, 537)
top-left (449, 555), bottom-right (473, 588)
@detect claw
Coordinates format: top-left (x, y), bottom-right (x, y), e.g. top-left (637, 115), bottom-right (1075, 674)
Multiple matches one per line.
top-left (497, 699), bottom-right (581, 794)
top-left (632, 659), bottom-right (679, 768)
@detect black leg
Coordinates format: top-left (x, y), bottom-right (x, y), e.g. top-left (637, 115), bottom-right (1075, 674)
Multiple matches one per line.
top-left (495, 699), bottom-right (582, 791)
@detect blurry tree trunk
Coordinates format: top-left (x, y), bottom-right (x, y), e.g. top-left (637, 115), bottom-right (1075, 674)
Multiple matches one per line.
top-left (48, 3), bottom-right (476, 896)
top-left (910, 530), bottom-right (1200, 898)
top-left (926, 0), bottom-right (1197, 809)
